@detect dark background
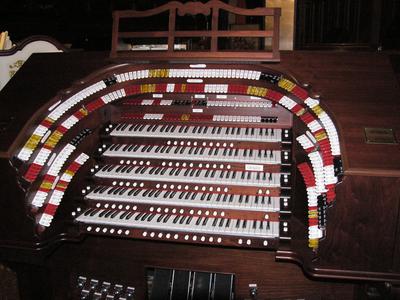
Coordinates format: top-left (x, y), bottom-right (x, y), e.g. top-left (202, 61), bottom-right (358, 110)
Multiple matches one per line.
top-left (0, 0), bottom-right (399, 50)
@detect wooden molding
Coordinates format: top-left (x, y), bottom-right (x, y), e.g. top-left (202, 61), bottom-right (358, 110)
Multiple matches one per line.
top-left (0, 35), bottom-right (67, 57)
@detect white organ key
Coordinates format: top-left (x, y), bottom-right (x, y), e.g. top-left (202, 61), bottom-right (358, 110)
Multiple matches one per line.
top-left (77, 209), bottom-right (279, 238)
top-left (96, 158), bottom-right (281, 187)
top-left (86, 186), bottom-right (282, 212)
top-left (111, 123), bottom-right (282, 143)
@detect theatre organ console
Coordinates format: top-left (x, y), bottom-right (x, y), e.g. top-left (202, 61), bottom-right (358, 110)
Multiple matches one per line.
top-left (1, 3), bottom-right (400, 300)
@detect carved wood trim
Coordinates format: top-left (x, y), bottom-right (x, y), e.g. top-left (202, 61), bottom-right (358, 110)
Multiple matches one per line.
top-left (0, 35), bottom-right (67, 57)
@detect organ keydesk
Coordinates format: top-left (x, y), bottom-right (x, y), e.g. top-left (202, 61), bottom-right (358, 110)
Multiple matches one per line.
top-left (1, 38), bottom-right (400, 300)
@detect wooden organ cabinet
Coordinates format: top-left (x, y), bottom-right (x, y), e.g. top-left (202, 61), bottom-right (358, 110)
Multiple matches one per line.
top-left (1, 3), bottom-right (400, 300)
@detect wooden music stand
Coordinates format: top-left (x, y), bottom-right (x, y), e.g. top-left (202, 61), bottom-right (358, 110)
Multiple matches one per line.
top-left (111, 0), bottom-right (281, 62)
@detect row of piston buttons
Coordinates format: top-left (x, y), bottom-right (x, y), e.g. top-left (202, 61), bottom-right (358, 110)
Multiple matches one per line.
top-left (77, 276), bottom-right (135, 300)
top-left (85, 225), bottom-right (271, 248)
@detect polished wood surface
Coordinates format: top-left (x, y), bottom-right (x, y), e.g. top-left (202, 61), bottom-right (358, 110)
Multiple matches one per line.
top-left (1, 51), bottom-right (400, 299)
top-left (277, 52), bottom-right (400, 176)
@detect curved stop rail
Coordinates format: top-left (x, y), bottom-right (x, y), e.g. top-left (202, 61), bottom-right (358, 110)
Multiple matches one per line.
top-left (111, 0), bottom-right (281, 62)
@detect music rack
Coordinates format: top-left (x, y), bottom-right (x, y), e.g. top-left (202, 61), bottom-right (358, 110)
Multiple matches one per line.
top-left (110, 0), bottom-right (281, 61)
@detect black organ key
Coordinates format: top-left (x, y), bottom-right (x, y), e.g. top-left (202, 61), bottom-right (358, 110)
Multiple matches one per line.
top-left (129, 124), bottom-right (139, 131)
top-left (93, 186), bottom-right (103, 193)
top-left (98, 210), bottom-right (108, 217)
top-left (212, 218), bottom-right (218, 227)
top-left (114, 124), bottom-right (124, 131)
top-left (235, 219), bottom-right (241, 228)
top-left (147, 213), bottom-right (156, 222)
top-left (173, 215), bottom-right (180, 224)
top-left (157, 214), bottom-right (164, 222)
top-left (110, 210), bottom-right (120, 218)
top-left (242, 220), bottom-right (247, 229)
top-left (109, 144), bottom-right (117, 151)
top-left (216, 194), bottom-right (221, 202)
top-left (126, 212), bottom-right (134, 219)
top-left (115, 165), bottom-right (124, 172)
top-left (119, 211), bottom-right (130, 219)
top-left (252, 221), bottom-right (257, 230)
top-left (134, 212), bottom-right (144, 221)
top-left (140, 213), bottom-right (149, 221)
